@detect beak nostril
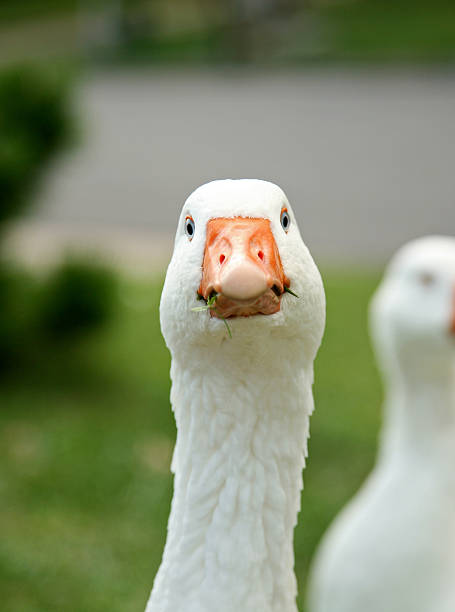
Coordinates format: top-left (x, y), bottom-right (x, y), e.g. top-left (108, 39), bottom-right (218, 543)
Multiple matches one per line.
top-left (258, 251), bottom-right (264, 261)
top-left (219, 254), bottom-right (226, 265)
top-left (271, 284), bottom-right (281, 297)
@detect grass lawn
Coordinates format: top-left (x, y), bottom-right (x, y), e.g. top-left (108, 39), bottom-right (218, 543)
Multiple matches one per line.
top-left (0, 269), bottom-right (382, 611)
top-left (1, 1), bottom-right (455, 66)
top-left (301, 0), bottom-right (455, 64)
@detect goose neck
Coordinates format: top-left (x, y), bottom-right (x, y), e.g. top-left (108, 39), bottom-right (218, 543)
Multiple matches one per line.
top-left (147, 345), bottom-right (313, 612)
top-left (379, 363), bottom-right (455, 464)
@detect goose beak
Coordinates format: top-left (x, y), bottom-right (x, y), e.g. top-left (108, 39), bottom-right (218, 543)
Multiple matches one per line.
top-left (198, 217), bottom-right (290, 318)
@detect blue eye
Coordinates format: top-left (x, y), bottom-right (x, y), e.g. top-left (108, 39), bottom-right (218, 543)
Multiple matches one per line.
top-left (280, 208), bottom-right (290, 232)
top-left (185, 216), bottom-right (195, 240)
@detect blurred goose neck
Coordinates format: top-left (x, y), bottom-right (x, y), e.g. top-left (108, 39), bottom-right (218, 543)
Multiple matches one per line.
top-left (379, 362), bottom-right (455, 463)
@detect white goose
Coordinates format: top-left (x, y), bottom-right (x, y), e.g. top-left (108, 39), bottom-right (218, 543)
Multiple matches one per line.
top-left (145, 179), bottom-right (325, 612)
top-left (307, 236), bottom-right (455, 612)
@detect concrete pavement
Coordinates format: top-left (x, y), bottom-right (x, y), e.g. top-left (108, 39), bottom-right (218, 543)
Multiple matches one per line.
top-left (20, 67), bottom-right (455, 270)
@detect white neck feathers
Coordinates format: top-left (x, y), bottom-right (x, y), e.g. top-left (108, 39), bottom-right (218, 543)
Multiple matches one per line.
top-left (379, 358), bottom-right (455, 466)
top-left (146, 339), bottom-right (314, 612)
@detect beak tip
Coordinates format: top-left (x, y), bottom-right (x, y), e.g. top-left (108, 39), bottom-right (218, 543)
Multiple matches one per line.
top-left (218, 260), bottom-right (266, 300)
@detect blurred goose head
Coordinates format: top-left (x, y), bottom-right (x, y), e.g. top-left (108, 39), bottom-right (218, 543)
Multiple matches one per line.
top-left (371, 236), bottom-right (455, 382)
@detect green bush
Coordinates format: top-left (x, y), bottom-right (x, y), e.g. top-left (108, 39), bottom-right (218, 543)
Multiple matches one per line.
top-left (0, 260), bottom-right (117, 375)
top-left (0, 65), bottom-right (74, 224)
top-left (0, 265), bottom-right (36, 372)
top-left (0, 67), bottom-right (117, 371)
top-left (0, 267), bottom-right (20, 369)
top-left (39, 259), bottom-right (117, 339)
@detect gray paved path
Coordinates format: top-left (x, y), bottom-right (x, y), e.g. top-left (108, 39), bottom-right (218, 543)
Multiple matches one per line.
top-left (31, 68), bottom-right (455, 266)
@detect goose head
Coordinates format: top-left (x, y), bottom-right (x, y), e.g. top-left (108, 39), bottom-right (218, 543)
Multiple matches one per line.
top-left (370, 236), bottom-right (455, 382)
top-left (160, 179), bottom-right (325, 361)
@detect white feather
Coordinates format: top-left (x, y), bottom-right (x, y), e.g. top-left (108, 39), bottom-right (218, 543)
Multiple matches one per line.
top-left (145, 179), bottom-right (326, 612)
top-left (307, 235), bottom-right (455, 612)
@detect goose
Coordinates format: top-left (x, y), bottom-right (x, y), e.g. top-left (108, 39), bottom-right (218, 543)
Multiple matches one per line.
top-left (307, 235), bottom-right (455, 612)
top-left (145, 179), bottom-right (326, 612)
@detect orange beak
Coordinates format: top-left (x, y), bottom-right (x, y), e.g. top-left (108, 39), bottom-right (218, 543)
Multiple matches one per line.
top-left (198, 217), bottom-right (290, 318)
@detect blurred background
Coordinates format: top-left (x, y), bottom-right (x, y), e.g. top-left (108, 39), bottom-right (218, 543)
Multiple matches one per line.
top-left (0, 1), bottom-right (454, 611)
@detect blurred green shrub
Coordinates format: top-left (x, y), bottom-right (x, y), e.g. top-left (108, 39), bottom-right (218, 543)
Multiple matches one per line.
top-left (39, 259), bottom-right (117, 339)
top-left (0, 67), bottom-right (117, 374)
top-left (0, 265), bottom-right (36, 372)
top-left (0, 267), bottom-right (21, 370)
top-left (0, 259), bottom-right (117, 375)
top-left (0, 65), bottom-right (74, 225)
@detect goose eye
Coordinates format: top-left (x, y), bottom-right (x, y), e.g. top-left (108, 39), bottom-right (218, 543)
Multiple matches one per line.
top-left (280, 208), bottom-right (290, 232)
top-left (418, 271), bottom-right (436, 287)
top-left (185, 216), bottom-right (195, 240)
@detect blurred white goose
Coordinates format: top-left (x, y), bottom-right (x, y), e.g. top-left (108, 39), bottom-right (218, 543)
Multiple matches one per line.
top-left (307, 236), bottom-right (455, 612)
top-left (145, 179), bottom-right (325, 612)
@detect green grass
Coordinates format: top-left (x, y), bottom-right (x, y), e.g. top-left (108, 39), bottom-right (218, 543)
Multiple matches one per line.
top-left (2, 1), bottom-right (455, 66)
top-left (0, 270), bottom-right (382, 611)
top-left (94, 0), bottom-right (455, 66)
top-left (0, 1), bottom-right (76, 25)
top-left (303, 0), bottom-right (455, 64)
